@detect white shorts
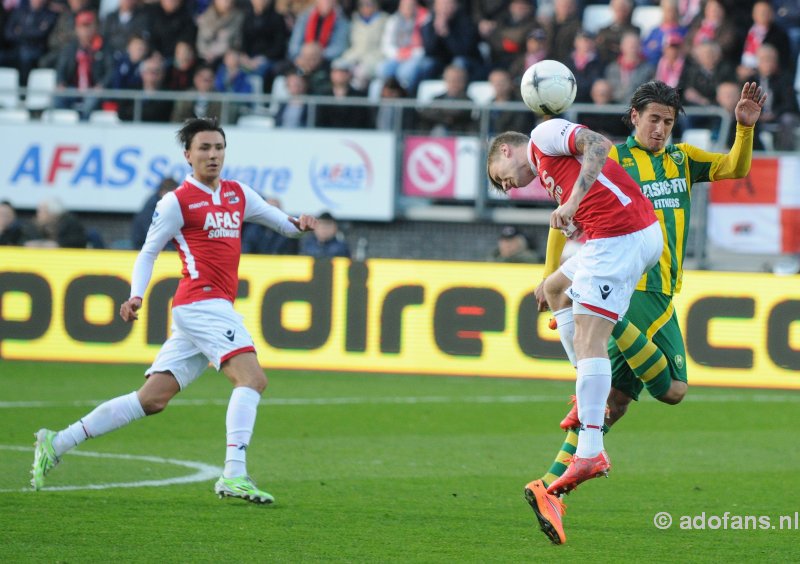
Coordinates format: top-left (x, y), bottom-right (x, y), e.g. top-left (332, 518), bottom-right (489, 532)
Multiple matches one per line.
top-left (146, 298), bottom-right (256, 389)
top-left (560, 222), bottom-right (662, 321)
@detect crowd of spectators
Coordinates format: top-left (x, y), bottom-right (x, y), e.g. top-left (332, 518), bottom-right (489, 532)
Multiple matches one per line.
top-left (1, 0), bottom-right (799, 145)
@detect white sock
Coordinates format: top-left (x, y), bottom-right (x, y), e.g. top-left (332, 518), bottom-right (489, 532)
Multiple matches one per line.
top-left (223, 386), bottom-right (261, 479)
top-left (53, 391), bottom-right (146, 458)
top-left (575, 357), bottom-right (611, 458)
top-left (553, 308), bottom-right (577, 367)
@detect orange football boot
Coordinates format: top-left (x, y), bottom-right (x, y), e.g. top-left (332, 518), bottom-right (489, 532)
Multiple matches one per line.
top-left (546, 451), bottom-right (611, 496)
top-left (559, 395), bottom-right (580, 430)
top-left (524, 479), bottom-right (566, 545)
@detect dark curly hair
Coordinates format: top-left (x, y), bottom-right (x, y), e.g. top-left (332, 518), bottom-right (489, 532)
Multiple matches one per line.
top-left (177, 118), bottom-right (226, 150)
top-left (622, 81), bottom-right (684, 129)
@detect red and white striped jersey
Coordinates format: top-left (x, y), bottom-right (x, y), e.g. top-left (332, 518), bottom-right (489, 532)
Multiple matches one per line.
top-left (528, 119), bottom-right (656, 239)
top-left (131, 175), bottom-right (302, 307)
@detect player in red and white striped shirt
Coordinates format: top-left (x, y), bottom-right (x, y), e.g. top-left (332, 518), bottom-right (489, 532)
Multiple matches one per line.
top-left (487, 120), bottom-right (663, 515)
top-left (31, 119), bottom-right (318, 504)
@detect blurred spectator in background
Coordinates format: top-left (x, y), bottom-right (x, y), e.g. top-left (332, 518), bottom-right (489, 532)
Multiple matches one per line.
top-left (482, 0), bottom-right (539, 71)
top-left (378, 0), bottom-right (428, 94)
top-left (773, 0), bottom-right (800, 60)
top-left (288, 0), bottom-right (350, 63)
top-left (605, 30), bottom-right (654, 103)
top-left (678, 0), bottom-right (702, 28)
top-left (120, 55), bottom-right (173, 121)
top-left (24, 198), bottom-right (87, 248)
top-left (752, 43), bottom-right (799, 150)
top-left (654, 34), bottom-right (685, 88)
top-left (241, 0), bottom-right (288, 88)
top-left (716, 80), bottom-right (765, 151)
top-left (196, 0), bottom-right (244, 67)
top-left (566, 29), bottom-right (605, 103)
top-left (373, 76), bottom-right (410, 130)
top-left (737, 1), bottom-right (793, 84)
top-left (487, 225), bottom-right (540, 263)
top-left (292, 41), bottom-right (332, 94)
top-left (164, 40), bottom-right (197, 91)
top-left (596, 0), bottom-right (640, 65)
top-left (39, 0), bottom-right (88, 69)
top-left (145, 0), bottom-right (197, 59)
top-left (215, 48), bottom-right (253, 96)
top-left (487, 68), bottom-right (533, 134)
top-left (679, 40), bottom-right (735, 109)
top-left (101, 0), bottom-right (148, 62)
top-left (131, 177), bottom-right (179, 249)
top-left (317, 59), bottom-right (372, 128)
top-left (641, 0), bottom-right (686, 66)
top-left (0, 201), bottom-right (25, 246)
top-left (510, 27), bottom-right (548, 82)
top-left (299, 211), bottom-right (351, 257)
top-left (275, 66), bottom-right (310, 127)
top-left (576, 78), bottom-right (631, 141)
top-left (170, 63), bottom-right (222, 121)
top-left (685, 0), bottom-right (739, 66)
top-left (419, 0), bottom-right (484, 84)
top-left (470, 0), bottom-right (509, 37)
top-left (242, 198), bottom-right (299, 254)
top-left (2, 0), bottom-right (58, 85)
top-left (335, 0), bottom-right (387, 90)
top-left (542, 0), bottom-right (581, 63)
top-left (54, 10), bottom-right (112, 119)
top-left (109, 33), bottom-right (148, 91)
top-left (416, 63), bottom-right (475, 134)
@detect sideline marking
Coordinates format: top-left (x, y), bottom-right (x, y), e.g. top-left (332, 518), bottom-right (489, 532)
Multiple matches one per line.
top-left (0, 445), bottom-right (220, 493)
top-left (0, 392), bottom-right (799, 410)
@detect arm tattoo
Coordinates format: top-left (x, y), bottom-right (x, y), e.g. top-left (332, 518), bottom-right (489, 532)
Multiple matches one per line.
top-left (572, 128), bottom-right (612, 200)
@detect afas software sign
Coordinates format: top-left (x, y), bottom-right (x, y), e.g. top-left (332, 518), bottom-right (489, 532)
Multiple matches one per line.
top-left (0, 124), bottom-right (394, 221)
top-left (1, 249), bottom-right (798, 389)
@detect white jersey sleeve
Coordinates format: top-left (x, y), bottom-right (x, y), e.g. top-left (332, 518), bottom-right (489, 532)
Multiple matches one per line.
top-left (130, 192), bottom-right (183, 299)
top-left (240, 183), bottom-right (303, 238)
top-left (530, 118), bottom-right (584, 157)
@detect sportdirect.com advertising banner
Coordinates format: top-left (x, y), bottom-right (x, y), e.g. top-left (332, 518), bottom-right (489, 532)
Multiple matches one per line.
top-left (0, 124), bottom-right (394, 221)
top-left (1, 248), bottom-right (798, 389)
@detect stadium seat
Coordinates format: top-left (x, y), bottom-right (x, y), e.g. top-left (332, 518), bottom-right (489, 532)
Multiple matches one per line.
top-left (25, 68), bottom-right (57, 111)
top-left (236, 114), bottom-right (276, 128)
top-left (0, 108), bottom-right (30, 123)
top-left (268, 75), bottom-right (289, 116)
top-left (0, 67), bottom-right (20, 108)
top-left (41, 108), bottom-right (80, 123)
top-left (632, 6), bottom-right (664, 38)
top-left (467, 81), bottom-right (495, 105)
top-left (416, 79), bottom-right (446, 103)
top-left (89, 109), bottom-right (121, 124)
top-left (582, 5), bottom-right (613, 34)
top-left (681, 128), bottom-right (712, 150)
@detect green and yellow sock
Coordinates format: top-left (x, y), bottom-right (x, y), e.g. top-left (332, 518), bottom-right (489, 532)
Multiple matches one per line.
top-left (541, 429), bottom-right (578, 488)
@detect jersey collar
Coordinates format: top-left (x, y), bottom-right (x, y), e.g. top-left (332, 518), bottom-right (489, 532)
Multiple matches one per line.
top-left (186, 175), bottom-right (223, 205)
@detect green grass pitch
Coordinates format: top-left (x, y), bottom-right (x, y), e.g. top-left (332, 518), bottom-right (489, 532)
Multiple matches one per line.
top-left (1, 360), bottom-right (798, 562)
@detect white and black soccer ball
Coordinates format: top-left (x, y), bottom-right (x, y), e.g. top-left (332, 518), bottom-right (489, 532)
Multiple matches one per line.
top-left (520, 60), bottom-right (577, 116)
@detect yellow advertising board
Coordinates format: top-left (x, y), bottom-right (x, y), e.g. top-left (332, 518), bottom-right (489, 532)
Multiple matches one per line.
top-left (1, 248), bottom-right (798, 389)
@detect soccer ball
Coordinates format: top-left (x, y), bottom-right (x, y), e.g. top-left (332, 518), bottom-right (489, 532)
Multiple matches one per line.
top-left (520, 60), bottom-right (577, 116)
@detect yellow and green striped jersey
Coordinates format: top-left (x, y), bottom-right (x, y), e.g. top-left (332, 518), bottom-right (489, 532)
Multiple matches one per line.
top-left (610, 131), bottom-right (751, 296)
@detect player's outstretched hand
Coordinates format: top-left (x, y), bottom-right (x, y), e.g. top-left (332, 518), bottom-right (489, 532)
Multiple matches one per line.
top-left (289, 214), bottom-right (318, 232)
top-left (120, 297), bottom-right (142, 322)
top-left (735, 82), bottom-right (767, 127)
